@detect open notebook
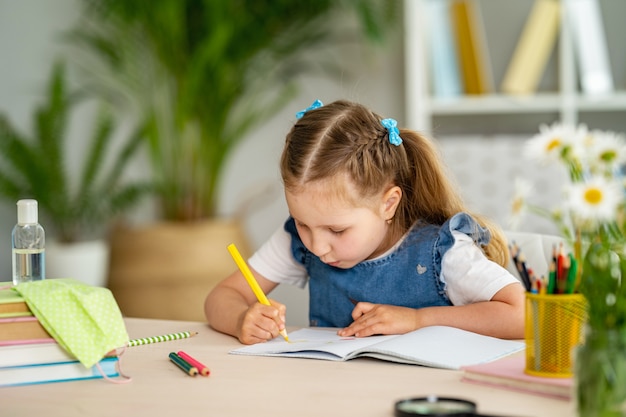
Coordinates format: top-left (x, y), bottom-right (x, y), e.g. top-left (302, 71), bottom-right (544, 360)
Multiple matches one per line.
top-left (230, 326), bottom-right (525, 370)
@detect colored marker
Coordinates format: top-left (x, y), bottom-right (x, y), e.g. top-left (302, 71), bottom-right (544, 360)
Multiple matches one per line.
top-left (169, 352), bottom-right (198, 376)
top-left (565, 253), bottom-right (578, 294)
top-left (547, 261), bottom-right (557, 294)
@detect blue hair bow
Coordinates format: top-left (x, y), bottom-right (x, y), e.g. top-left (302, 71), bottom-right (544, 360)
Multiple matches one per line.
top-left (295, 99), bottom-right (323, 119)
top-left (381, 118), bottom-right (402, 146)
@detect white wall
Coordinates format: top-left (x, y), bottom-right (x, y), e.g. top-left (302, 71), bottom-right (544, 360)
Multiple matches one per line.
top-left (0, 0), bottom-right (81, 280)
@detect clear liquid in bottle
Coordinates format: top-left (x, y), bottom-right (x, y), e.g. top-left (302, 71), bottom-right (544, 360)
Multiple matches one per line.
top-left (12, 247), bottom-right (45, 284)
top-left (12, 200), bottom-right (46, 285)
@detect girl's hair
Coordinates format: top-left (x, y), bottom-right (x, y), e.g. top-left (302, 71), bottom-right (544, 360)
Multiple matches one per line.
top-left (280, 100), bottom-right (509, 267)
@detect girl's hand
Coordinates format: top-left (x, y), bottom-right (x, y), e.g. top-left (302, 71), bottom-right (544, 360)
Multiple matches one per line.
top-left (337, 302), bottom-right (420, 338)
top-left (238, 299), bottom-right (287, 345)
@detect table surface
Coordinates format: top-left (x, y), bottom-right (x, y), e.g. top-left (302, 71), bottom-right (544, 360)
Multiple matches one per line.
top-left (3, 318), bottom-right (575, 417)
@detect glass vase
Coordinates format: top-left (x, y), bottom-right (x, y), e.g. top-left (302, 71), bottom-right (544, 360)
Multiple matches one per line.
top-left (575, 326), bottom-right (626, 417)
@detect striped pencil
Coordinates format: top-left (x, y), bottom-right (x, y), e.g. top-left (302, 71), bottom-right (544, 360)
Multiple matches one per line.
top-left (128, 331), bottom-right (198, 347)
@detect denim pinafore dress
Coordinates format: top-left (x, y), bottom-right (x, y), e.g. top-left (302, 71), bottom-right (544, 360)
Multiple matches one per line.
top-left (284, 212), bottom-right (490, 328)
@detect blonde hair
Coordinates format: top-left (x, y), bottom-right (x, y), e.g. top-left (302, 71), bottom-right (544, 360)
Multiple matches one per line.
top-left (280, 100), bottom-right (509, 266)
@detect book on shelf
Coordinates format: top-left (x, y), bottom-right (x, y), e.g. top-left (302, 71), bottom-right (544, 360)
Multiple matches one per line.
top-left (450, 0), bottom-right (494, 95)
top-left (230, 326), bottom-right (525, 370)
top-left (500, 0), bottom-right (561, 95)
top-left (0, 356), bottom-right (119, 387)
top-left (0, 316), bottom-right (51, 342)
top-left (425, 0), bottom-right (463, 99)
top-left (566, 0), bottom-right (614, 95)
top-left (461, 355), bottom-right (572, 400)
top-left (0, 285), bottom-right (31, 318)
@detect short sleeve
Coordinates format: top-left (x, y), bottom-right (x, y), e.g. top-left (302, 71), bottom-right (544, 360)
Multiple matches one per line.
top-left (434, 212), bottom-right (491, 280)
top-left (437, 212), bottom-right (491, 254)
top-left (248, 225), bottom-right (308, 288)
top-left (441, 231), bottom-right (519, 305)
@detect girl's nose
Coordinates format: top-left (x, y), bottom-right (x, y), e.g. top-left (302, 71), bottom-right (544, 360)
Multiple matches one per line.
top-left (309, 234), bottom-right (331, 258)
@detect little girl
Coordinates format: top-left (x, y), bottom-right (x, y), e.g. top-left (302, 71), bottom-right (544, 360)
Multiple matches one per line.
top-left (205, 99), bottom-right (525, 344)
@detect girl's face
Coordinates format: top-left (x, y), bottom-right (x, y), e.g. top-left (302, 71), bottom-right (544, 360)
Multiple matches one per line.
top-left (285, 179), bottom-right (401, 269)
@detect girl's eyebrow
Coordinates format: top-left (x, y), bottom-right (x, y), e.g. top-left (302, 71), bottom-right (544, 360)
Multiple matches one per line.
top-left (311, 223), bottom-right (350, 230)
top-left (291, 215), bottom-right (349, 230)
top-left (327, 224), bottom-right (349, 230)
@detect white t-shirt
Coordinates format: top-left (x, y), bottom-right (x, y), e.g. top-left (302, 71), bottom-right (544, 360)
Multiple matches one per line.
top-left (248, 225), bottom-right (519, 305)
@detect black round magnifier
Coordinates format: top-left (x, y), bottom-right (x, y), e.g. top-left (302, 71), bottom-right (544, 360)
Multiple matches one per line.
top-left (394, 395), bottom-right (515, 417)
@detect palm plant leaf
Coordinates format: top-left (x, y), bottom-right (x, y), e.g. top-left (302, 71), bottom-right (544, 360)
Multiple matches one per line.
top-left (78, 109), bottom-right (112, 197)
top-left (0, 61), bottom-right (151, 242)
top-left (0, 119), bottom-right (32, 200)
top-left (67, 0), bottom-right (400, 220)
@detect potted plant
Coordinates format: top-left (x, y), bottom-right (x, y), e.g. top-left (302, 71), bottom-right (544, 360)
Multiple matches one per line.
top-left (66, 0), bottom-right (399, 320)
top-left (0, 61), bottom-right (151, 287)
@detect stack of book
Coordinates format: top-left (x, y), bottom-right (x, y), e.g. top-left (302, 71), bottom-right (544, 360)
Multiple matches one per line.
top-left (0, 285), bottom-right (119, 387)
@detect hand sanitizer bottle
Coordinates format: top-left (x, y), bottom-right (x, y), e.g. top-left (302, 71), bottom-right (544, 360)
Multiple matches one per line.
top-left (12, 199), bottom-right (46, 285)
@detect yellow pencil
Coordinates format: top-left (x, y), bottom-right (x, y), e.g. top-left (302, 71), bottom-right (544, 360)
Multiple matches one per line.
top-left (227, 243), bottom-right (290, 342)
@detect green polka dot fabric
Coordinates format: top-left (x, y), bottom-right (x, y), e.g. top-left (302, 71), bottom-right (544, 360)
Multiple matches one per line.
top-left (13, 278), bottom-right (129, 368)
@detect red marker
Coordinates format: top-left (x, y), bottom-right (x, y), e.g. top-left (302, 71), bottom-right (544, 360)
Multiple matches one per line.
top-left (177, 351), bottom-right (210, 376)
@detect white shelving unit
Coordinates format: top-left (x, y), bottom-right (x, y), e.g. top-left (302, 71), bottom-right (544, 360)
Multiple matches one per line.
top-left (404, 0), bottom-right (626, 136)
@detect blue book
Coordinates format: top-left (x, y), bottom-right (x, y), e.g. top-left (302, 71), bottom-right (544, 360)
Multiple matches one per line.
top-left (0, 356), bottom-right (119, 387)
top-left (426, 0), bottom-right (463, 98)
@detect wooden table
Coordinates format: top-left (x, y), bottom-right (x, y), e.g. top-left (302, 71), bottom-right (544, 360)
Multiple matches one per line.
top-left (2, 318), bottom-right (574, 416)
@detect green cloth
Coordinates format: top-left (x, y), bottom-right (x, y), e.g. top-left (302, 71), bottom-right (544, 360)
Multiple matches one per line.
top-left (13, 278), bottom-right (129, 368)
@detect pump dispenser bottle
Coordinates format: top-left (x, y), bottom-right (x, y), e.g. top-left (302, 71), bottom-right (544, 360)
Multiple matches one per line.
top-left (12, 199), bottom-right (45, 285)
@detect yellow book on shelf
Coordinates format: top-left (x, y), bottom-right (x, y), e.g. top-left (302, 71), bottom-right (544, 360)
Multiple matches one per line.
top-left (450, 0), bottom-right (493, 95)
top-left (500, 0), bottom-right (560, 95)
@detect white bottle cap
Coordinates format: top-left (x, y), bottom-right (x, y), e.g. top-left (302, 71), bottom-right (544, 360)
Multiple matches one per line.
top-left (17, 199), bottom-right (38, 224)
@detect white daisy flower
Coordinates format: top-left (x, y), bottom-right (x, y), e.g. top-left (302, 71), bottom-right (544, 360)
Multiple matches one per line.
top-left (508, 178), bottom-right (533, 230)
top-left (567, 176), bottom-right (622, 227)
top-left (524, 123), bottom-right (587, 166)
top-left (569, 128), bottom-right (594, 166)
top-left (586, 129), bottom-right (626, 176)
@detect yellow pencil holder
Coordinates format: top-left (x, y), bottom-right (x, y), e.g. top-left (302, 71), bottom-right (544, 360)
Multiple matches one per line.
top-left (524, 293), bottom-right (587, 378)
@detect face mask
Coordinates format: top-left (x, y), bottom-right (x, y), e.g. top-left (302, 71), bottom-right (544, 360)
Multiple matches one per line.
top-left (14, 278), bottom-right (129, 368)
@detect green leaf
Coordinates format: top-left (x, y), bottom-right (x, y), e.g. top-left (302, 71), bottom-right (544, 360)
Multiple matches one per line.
top-left (0, 61), bottom-right (151, 243)
top-left (65, 0), bottom-right (400, 220)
